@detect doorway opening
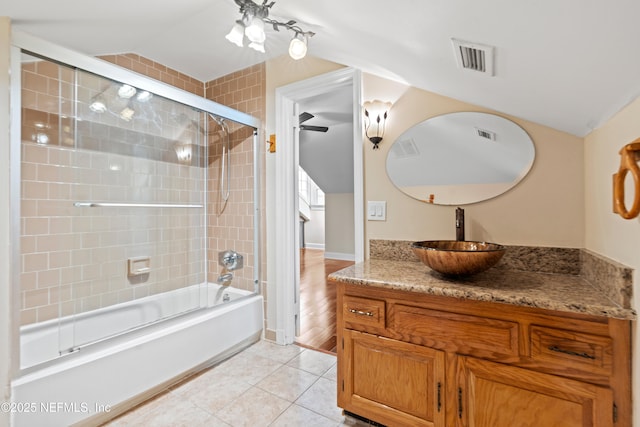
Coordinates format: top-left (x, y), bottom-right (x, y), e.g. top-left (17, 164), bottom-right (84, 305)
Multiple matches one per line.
top-left (273, 68), bottom-right (363, 349)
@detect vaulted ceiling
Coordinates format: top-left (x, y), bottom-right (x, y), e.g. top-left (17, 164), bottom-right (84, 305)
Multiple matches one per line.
top-left (3, 0), bottom-right (640, 137)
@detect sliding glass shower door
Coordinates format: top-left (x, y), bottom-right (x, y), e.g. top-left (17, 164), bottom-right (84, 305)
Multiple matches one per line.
top-left (20, 53), bottom-right (210, 363)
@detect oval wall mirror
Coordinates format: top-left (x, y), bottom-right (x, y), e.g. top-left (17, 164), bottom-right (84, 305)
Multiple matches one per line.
top-left (386, 112), bottom-right (535, 205)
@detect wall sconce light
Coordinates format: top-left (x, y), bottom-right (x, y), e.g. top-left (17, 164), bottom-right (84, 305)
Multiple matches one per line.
top-left (363, 100), bottom-right (392, 150)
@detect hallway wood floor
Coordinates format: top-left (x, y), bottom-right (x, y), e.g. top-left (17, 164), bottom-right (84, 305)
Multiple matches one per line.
top-left (295, 249), bottom-right (354, 354)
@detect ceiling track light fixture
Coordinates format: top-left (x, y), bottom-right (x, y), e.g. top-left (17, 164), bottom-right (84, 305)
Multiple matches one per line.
top-left (226, 0), bottom-right (315, 60)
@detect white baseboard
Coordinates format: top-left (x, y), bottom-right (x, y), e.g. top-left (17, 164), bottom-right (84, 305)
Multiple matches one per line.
top-left (304, 243), bottom-right (325, 250)
top-left (324, 251), bottom-right (355, 261)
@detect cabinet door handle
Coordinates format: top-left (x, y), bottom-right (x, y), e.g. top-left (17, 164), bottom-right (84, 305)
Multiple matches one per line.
top-left (458, 387), bottom-right (463, 419)
top-left (437, 382), bottom-right (442, 412)
top-left (348, 308), bottom-right (374, 317)
top-left (548, 345), bottom-right (596, 360)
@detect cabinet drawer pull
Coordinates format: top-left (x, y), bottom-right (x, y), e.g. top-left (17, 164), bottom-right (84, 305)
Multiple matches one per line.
top-left (548, 345), bottom-right (596, 360)
top-left (348, 308), bottom-right (374, 317)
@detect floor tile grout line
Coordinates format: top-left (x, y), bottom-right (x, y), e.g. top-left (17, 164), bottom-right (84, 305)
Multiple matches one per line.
top-left (253, 367), bottom-right (323, 403)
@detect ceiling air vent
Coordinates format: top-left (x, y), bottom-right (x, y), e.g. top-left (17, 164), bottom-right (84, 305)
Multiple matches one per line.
top-left (475, 127), bottom-right (496, 141)
top-left (452, 39), bottom-right (494, 76)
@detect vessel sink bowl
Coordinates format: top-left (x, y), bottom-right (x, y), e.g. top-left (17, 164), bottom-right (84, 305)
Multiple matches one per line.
top-left (411, 240), bottom-right (506, 276)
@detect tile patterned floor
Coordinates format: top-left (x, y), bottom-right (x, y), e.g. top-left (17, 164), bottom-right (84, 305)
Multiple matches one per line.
top-left (104, 341), bottom-right (361, 427)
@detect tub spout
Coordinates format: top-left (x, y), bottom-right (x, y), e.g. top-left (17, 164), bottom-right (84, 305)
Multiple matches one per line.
top-left (455, 207), bottom-right (465, 241)
top-left (217, 273), bottom-right (233, 286)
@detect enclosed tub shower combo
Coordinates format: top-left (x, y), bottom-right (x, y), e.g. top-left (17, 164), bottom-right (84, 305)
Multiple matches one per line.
top-left (9, 33), bottom-right (263, 426)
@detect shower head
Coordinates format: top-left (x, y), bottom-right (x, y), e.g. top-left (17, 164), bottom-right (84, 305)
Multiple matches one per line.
top-left (209, 114), bottom-right (230, 137)
top-left (209, 113), bottom-right (225, 127)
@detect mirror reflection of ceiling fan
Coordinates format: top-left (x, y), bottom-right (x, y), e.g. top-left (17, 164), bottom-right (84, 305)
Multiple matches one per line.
top-left (299, 112), bottom-right (329, 133)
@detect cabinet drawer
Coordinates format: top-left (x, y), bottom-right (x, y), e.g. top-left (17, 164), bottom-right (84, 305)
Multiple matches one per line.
top-left (392, 304), bottom-right (519, 358)
top-left (530, 326), bottom-right (613, 376)
top-left (343, 295), bottom-right (385, 330)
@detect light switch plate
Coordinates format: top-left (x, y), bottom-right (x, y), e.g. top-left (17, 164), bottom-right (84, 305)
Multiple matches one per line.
top-left (367, 201), bottom-right (386, 221)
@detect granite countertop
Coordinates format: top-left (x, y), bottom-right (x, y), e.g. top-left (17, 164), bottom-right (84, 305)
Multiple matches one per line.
top-left (329, 259), bottom-right (636, 320)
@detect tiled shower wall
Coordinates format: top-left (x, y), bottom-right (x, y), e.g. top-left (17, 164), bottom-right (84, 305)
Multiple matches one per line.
top-left (99, 53), bottom-right (204, 96)
top-left (205, 63), bottom-right (267, 294)
top-left (102, 55), bottom-right (267, 295)
top-left (21, 55), bottom-right (264, 324)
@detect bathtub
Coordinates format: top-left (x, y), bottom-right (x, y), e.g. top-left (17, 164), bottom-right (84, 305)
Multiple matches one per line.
top-left (11, 283), bottom-right (263, 427)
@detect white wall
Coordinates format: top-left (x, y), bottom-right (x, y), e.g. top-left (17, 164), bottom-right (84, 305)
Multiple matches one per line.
top-left (584, 97), bottom-right (640, 426)
top-left (325, 193), bottom-right (355, 260)
top-left (0, 16), bottom-right (12, 427)
top-left (304, 208), bottom-right (325, 249)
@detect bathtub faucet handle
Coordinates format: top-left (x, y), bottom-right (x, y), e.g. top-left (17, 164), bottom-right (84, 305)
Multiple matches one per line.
top-left (218, 250), bottom-right (243, 271)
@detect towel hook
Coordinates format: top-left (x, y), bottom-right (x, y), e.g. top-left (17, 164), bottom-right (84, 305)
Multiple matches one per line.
top-left (613, 139), bottom-right (640, 219)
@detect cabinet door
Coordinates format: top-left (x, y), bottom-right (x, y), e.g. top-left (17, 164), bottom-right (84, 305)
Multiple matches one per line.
top-left (340, 329), bottom-right (445, 427)
top-left (457, 356), bottom-right (613, 427)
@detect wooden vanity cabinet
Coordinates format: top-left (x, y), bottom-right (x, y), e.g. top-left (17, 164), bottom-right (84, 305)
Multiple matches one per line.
top-left (336, 282), bottom-right (631, 427)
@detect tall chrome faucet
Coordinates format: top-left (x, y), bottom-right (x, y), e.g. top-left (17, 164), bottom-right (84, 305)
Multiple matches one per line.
top-left (455, 207), bottom-right (465, 241)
